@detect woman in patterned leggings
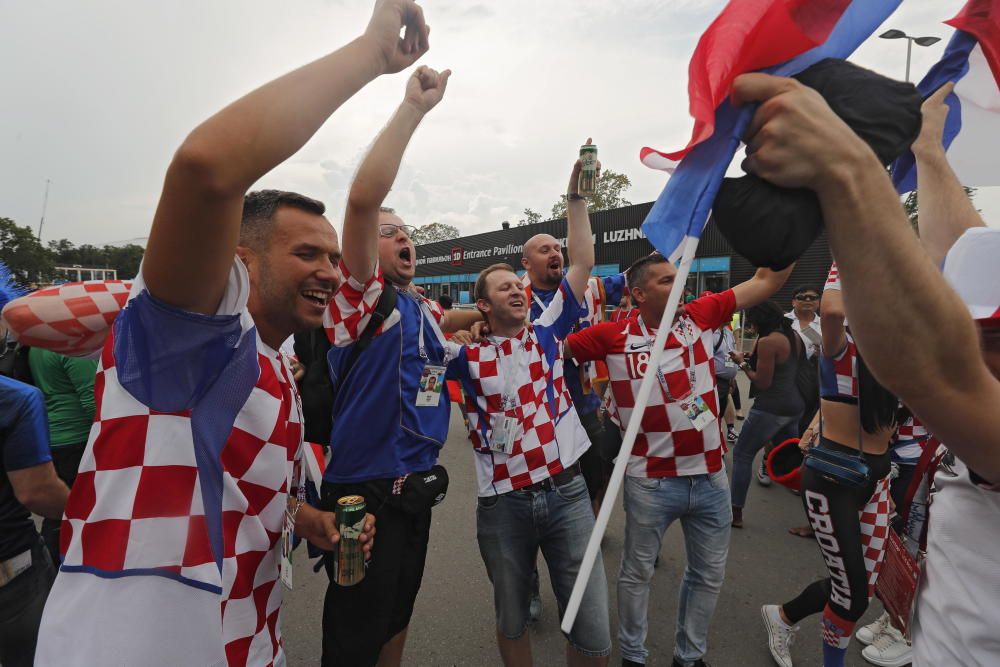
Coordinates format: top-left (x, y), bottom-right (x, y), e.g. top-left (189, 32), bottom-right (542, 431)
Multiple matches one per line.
top-left (760, 265), bottom-right (906, 667)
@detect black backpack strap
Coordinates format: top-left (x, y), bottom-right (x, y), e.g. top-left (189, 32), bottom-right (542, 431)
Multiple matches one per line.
top-left (341, 284), bottom-right (398, 380)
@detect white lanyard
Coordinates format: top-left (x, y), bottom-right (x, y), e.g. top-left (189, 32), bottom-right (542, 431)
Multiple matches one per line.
top-left (414, 294), bottom-right (447, 363)
top-left (637, 315), bottom-right (697, 401)
top-left (488, 333), bottom-right (528, 410)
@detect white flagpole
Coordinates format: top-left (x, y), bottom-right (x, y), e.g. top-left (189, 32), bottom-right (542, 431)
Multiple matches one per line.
top-left (561, 233), bottom-right (702, 633)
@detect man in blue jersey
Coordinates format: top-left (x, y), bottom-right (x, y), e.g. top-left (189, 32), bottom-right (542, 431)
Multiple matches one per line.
top-left (0, 375), bottom-right (68, 667)
top-left (521, 232), bottom-right (625, 512)
top-left (319, 66), bottom-right (482, 667)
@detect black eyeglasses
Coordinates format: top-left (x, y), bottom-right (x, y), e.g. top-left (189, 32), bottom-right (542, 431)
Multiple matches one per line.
top-left (379, 223), bottom-right (417, 238)
top-left (795, 294), bottom-right (819, 302)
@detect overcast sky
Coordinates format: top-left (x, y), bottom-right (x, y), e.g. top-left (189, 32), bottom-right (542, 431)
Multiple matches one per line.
top-left (1, 0), bottom-right (996, 247)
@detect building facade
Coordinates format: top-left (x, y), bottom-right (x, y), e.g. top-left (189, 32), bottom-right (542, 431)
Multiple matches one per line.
top-left (414, 202), bottom-right (833, 310)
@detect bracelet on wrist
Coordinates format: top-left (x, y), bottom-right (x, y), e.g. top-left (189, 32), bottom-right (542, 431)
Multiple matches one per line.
top-left (567, 192), bottom-right (585, 201)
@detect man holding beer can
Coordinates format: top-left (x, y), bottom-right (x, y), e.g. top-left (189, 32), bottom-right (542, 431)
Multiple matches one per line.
top-left (445, 149), bottom-right (611, 666)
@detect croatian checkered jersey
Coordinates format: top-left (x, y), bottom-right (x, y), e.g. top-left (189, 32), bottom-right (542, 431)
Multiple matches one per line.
top-left (53, 262), bottom-right (301, 666)
top-left (567, 290), bottom-right (737, 478)
top-left (890, 415), bottom-right (930, 465)
top-left (322, 261), bottom-right (453, 484)
top-left (524, 273), bottom-right (626, 415)
top-left (450, 278), bottom-right (591, 496)
top-left (819, 262), bottom-right (859, 402)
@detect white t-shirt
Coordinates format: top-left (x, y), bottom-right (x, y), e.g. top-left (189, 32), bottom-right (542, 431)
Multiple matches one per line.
top-left (785, 311), bottom-right (822, 359)
top-left (913, 458), bottom-right (1000, 666)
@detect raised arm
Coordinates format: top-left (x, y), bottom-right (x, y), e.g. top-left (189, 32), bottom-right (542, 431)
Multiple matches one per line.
top-left (731, 72), bottom-right (1000, 481)
top-left (819, 267), bottom-right (847, 357)
top-left (731, 265), bottom-right (793, 311)
top-left (912, 82), bottom-right (986, 267)
top-left (564, 141), bottom-right (597, 302)
top-left (341, 66), bottom-right (450, 283)
top-left (144, 0), bottom-right (429, 314)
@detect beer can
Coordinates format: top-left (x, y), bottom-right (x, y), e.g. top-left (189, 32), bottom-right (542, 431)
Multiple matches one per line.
top-left (578, 144), bottom-right (598, 197)
top-left (333, 495), bottom-right (366, 586)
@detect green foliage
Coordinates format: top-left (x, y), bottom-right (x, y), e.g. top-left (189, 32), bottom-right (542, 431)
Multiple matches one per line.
top-left (0, 216), bottom-right (145, 285)
top-left (411, 222), bottom-right (460, 245)
top-left (518, 208), bottom-right (542, 226)
top-left (0, 217), bottom-right (54, 285)
top-left (551, 168), bottom-right (633, 219)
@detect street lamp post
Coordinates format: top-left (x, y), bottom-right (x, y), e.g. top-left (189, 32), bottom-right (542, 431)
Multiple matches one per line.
top-left (879, 29), bottom-right (941, 82)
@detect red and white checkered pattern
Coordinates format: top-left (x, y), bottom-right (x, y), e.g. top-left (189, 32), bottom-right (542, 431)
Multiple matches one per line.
top-left (827, 332), bottom-right (859, 400)
top-left (461, 328), bottom-right (582, 495)
top-left (324, 262), bottom-right (442, 347)
top-left (2, 280), bottom-right (131, 356)
top-left (59, 326), bottom-right (302, 666)
top-left (891, 415), bottom-right (929, 463)
top-left (568, 291), bottom-right (736, 478)
top-left (825, 262), bottom-right (841, 291)
top-left (860, 476), bottom-right (892, 598)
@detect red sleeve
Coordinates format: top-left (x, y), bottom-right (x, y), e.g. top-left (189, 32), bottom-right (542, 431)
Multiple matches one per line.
top-left (567, 321), bottom-right (615, 363)
top-left (685, 289), bottom-right (737, 331)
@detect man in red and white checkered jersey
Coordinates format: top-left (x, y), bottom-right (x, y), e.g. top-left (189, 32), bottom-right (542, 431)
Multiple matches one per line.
top-left (446, 152), bottom-right (612, 666)
top-left (0, 3), bottom-right (441, 663)
top-left (565, 253), bottom-right (791, 667)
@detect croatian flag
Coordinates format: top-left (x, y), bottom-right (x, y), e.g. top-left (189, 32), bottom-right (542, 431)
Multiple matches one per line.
top-left (639, 0), bottom-right (904, 260)
top-left (892, 0), bottom-right (1000, 192)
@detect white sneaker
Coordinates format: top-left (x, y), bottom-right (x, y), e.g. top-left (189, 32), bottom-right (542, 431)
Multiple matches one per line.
top-left (856, 611), bottom-right (891, 646)
top-left (757, 460), bottom-right (773, 487)
top-left (862, 625), bottom-right (912, 667)
top-left (761, 605), bottom-right (797, 667)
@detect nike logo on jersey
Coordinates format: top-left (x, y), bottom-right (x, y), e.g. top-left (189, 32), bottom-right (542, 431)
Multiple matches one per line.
top-left (626, 343), bottom-right (649, 351)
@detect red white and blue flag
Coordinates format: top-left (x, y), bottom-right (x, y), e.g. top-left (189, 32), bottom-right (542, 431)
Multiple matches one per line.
top-left (892, 0), bottom-right (1000, 192)
top-left (639, 0), bottom-right (904, 260)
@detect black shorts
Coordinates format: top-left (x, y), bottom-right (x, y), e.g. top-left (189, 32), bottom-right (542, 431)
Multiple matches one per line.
top-left (320, 480), bottom-right (433, 667)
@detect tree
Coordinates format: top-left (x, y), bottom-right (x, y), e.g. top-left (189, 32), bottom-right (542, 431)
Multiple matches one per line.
top-left (903, 186), bottom-right (977, 232)
top-left (518, 208), bottom-right (542, 226)
top-left (550, 168), bottom-right (633, 219)
top-left (101, 244), bottom-right (145, 279)
top-left (411, 222), bottom-right (460, 245)
top-left (0, 217), bottom-right (54, 284)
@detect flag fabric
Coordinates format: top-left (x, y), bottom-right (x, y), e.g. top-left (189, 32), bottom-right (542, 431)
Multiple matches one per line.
top-left (639, 0), bottom-right (904, 261)
top-left (892, 0), bottom-right (1000, 192)
top-left (304, 441), bottom-right (327, 486)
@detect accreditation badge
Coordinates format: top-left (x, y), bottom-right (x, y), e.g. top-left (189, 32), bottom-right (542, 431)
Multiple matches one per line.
top-left (415, 364), bottom-right (447, 407)
top-left (680, 395), bottom-right (716, 431)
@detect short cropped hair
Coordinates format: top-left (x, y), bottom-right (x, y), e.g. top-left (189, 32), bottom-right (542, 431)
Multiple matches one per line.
top-left (474, 263), bottom-right (516, 303)
top-left (240, 190), bottom-right (325, 251)
top-left (626, 254), bottom-right (671, 291)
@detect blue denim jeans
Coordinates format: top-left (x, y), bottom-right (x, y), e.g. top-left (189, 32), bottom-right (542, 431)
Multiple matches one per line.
top-left (476, 474), bottom-right (611, 657)
top-left (619, 470), bottom-right (731, 666)
top-left (730, 407), bottom-right (802, 508)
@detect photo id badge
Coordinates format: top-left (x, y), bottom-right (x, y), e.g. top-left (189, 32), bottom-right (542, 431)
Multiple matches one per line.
top-left (280, 508), bottom-right (295, 590)
top-left (490, 415), bottom-right (518, 455)
top-left (416, 365), bottom-right (447, 407)
top-left (680, 395), bottom-right (715, 431)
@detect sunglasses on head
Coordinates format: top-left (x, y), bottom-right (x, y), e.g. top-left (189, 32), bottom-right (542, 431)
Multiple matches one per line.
top-left (795, 294), bottom-right (819, 302)
top-left (379, 223), bottom-right (416, 238)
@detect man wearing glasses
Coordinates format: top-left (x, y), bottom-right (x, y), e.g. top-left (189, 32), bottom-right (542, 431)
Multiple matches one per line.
top-left (785, 285), bottom-right (822, 359)
top-left (318, 66), bottom-right (482, 667)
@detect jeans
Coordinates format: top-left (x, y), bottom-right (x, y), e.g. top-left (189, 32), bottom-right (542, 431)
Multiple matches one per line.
top-left (619, 470), bottom-right (731, 666)
top-left (476, 474), bottom-right (611, 657)
top-left (0, 538), bottom-right (56, 667)
top-left (730, 408), bottom-right (802, 508)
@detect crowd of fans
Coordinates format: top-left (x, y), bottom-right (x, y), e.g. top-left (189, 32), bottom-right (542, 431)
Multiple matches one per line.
top-left (1, 3), bottom-right (998, 667)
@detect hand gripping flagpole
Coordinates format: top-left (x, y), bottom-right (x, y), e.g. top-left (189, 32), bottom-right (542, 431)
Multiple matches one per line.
top-left (561, 233), bottom-right (701, 633)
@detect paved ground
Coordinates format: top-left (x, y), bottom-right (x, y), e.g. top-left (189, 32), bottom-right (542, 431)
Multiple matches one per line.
top-left (283, 393), bottom-right (890, 666)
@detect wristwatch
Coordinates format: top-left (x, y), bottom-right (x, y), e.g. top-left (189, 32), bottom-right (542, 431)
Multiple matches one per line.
top-left (566, 192), bottom-right (585, 201)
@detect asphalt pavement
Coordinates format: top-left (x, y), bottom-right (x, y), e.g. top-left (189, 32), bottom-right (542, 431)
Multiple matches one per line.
top-left (283, 394), bottom-right (888, 667)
